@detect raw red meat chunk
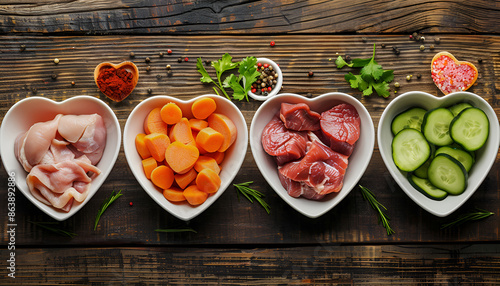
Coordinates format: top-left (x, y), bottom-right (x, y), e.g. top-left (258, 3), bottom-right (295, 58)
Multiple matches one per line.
top-left (278, 138), bottom-right (348, 199)
top-left (261, 116), bottom-right (308, 166)
top-left (279, 103), bottom-right (320, 131)
top-left (320, 103), bottom-right (360, 156)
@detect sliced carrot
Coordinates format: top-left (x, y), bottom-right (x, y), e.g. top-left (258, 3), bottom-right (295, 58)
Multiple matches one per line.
top-left (142, 157), bottom-right (157, 180)
top-left (188, 118), bottom-right (208, 132)
top-left (160, 102), bottom-right (183, 125)
top-left (144, 107), bottom-right (168, 135)
top-left (150, 165), bottom-right (175, 190)
top-left (195, 127), bottom-right (224, 153)
top-left (165, 141), bottom-right (199, 174)
top-left (169, 117), bottom-right (196, 147)
top-left (183, 185), bottom-right (208, 205)
top-left (144, 133), bottom-right (170, 162)
top-left (207, 113), bottom-right (237, 152)
top-left (194, 156), bottom-right (220, 174)
top-left (205, 151), bottom-right (225, 164)
top-left (196, 168), bottom-right (221, 194)
top-left (174, 168), bottom-right (197, 189)
top-left (191, 97), bottom-right (217, 120)
top-left (135, 133), bottom-right (151, 159)
top-left (163, 187), bottom-right (186, 202)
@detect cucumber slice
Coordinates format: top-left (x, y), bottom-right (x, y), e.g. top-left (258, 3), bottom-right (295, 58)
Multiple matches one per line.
top-left (391, 107), bottom-right (427, 135)
top-left (428, 154), bottom-right (468, 195)
top-left (413, 144), bottom-right (435, 179)
top-left (421, 108), bottom-right (454, 146)
top-left (435, 146), bottom-right (475, 172)
top-left (408, 173), bottom-right (448, 200)
top-left (392, 129), bottom-right (431, 172)
top-left (450, 107), bottom-right (490, 151)
top-left (448, 102), bottom-right (473, 117)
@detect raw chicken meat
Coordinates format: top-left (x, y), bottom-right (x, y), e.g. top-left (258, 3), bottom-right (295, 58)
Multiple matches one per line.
top-left (261, 116), bottom-right (308, 165)
top-left (279, 103), bottom-right (320, 131)
top-left (15, 113), bottom-right (106, 212)
top-left (320, 103), bottom-right (360, 157)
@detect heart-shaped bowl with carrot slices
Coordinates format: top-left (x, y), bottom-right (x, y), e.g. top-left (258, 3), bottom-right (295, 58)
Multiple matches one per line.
top-left (249, 92), bottom-right (375, 218)
top-left (123, 95), bottom-right (248, 221)
top-left (378, 91), bottom-right (499, 217)
top-left (0, 96), bottom-right (121, 221)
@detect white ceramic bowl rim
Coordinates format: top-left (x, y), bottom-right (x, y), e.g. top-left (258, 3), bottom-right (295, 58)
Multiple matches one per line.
top-left (123, 94), bottom-right (248, 221)
top-left (377, 91), bottom-right (500, 217)
top-left (0, 95), bottom-right (122, 221)
top-left (250, 92), bottom-right (375, 218)
top-left (247, 58), bottom-right (283, 101)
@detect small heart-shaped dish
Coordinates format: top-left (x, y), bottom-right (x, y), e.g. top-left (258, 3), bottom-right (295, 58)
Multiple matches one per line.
top-left (94, 61), bottom-right (139, 102)
top-left (431, 52), bottom-right (478, 95)
top-left (378, 91), bottom-right (499, 217)
top-left (0, 96), bottom-right (121, 221)
top-left (123, 95), bottom-right (248, 221)
top-left (250, 92), bottom-right (375, 218)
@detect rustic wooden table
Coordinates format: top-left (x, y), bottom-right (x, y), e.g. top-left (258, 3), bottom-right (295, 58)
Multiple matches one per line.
top-left (1, 1), bottom-right (500, 284)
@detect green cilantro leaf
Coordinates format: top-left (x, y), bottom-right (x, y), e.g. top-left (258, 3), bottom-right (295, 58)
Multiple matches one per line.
top-left (224, 74), bottom-right (247, 101)
top-left (335, 55), bottom-right (353, 68)
top-left (196, 57), bottom-right (215, 84)
top-left (212, 53), bottom-right (239, 82)
top-left (336, 44), bottom-right (394, 98)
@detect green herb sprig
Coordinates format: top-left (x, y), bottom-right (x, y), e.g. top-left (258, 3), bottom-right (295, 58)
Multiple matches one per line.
top-left (336, 44), bottom-right (394, 98)
top-left (197, 53), bottom-right (260, 101)
top-left (234, 181), bottom-right (271, 214)
top-left (94, 190), bottom-right (122, 230)
top-left (155, 228), bottom-right (197, 234)
top-left (441, 208), bottom-right (494, 229)
top-left (28, 221), bottom-right (76, 238)
top-left (359, 185), bottom-right (395, 235)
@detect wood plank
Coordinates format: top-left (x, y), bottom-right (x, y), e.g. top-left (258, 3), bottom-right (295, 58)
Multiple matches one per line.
top-left (0, 34), bottom-right (499, 246)
top-left (2, 244), bottom-right (500, 284)
top-left (1, 0), bottom-right (500, 34)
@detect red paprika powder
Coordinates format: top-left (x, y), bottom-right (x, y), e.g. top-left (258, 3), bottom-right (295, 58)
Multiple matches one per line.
top-left (96, 66), bottom-right (134, 102)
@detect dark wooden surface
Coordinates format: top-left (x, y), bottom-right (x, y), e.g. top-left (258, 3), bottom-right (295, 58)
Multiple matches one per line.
top-left (1, 0), bottom-right (500, 284)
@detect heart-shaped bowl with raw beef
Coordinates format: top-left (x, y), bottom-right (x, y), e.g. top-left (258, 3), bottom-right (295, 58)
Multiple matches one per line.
top-left (0, 96), bottom-right (121, 221)
top-left (378, 91), bottom-right (500, 217)
top-left (123, 95), bottom-right (248, 221)
top-left (250, 92), bottom-right (375, 218)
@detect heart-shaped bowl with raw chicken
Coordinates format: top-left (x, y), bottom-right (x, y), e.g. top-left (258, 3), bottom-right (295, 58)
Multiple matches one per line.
top-left (0, 96), bottom-right (121, 221)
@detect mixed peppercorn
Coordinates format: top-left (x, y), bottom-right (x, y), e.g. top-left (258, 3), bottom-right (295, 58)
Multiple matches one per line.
top-left (251, 62), bottom-right (279, 96)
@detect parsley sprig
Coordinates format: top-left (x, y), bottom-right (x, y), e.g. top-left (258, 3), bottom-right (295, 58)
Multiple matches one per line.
top-left (336, 44), bottom-right (394, 98)
top-left (441, 208), bottom-right (494, 229)
top-left (359, 185), bottom-right (395, 235)
top-left (197, 53), bottom-right (260, 101)
top-left (234, 181), bottom-right (271, 214)
top-left (94, 190), bottom-right (122, 230)
top-left (28, 221), bottom-right (76, 238)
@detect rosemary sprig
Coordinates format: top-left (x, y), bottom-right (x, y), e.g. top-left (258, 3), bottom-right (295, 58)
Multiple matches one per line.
top-left (359, 185), bottom-right (395, 235)
top-left (94, 190), bottom-right (123, 230)
top-left (28, 221), bottom-right (76, 238)
top-left (441, 208), bottom-right (494, 229)
top-left (234, 181), bottom-right (271, 214)
top-left (155, 228), bottom-right (197, 234)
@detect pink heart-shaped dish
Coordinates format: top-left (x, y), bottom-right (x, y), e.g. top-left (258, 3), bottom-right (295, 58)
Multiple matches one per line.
top-left (250, 93), bottom-right (375, 218)
top-left (0, 96), bottom-right (121, 221)
top-left (123, 95), bottom-right (248, 221)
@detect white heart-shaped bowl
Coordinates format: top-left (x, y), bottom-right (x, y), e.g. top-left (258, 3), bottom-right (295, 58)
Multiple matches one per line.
top-left (378, 91), bottom-right (500, 217)
top-left (123, 95), bottom-right (248, 221)
top-left (250, 92), bottom-right (375, 218)
top-left (0, 96), bottom-right (121, 221)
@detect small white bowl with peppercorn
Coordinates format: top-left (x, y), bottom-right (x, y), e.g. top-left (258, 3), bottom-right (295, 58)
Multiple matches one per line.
top-left (248, 58), bottom-right (283, 101)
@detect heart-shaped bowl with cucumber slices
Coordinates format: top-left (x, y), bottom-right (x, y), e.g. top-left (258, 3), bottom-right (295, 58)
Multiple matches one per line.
top-left (378, 91), bottom-right (499, 217)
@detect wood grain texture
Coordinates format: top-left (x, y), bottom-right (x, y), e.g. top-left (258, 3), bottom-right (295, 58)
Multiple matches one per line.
top-left (1, 0), bottom-right (500, 34)
top-left (1, 244), bottom-right (500, 284)
top-left (0, 34), bottom-right (499, 246)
